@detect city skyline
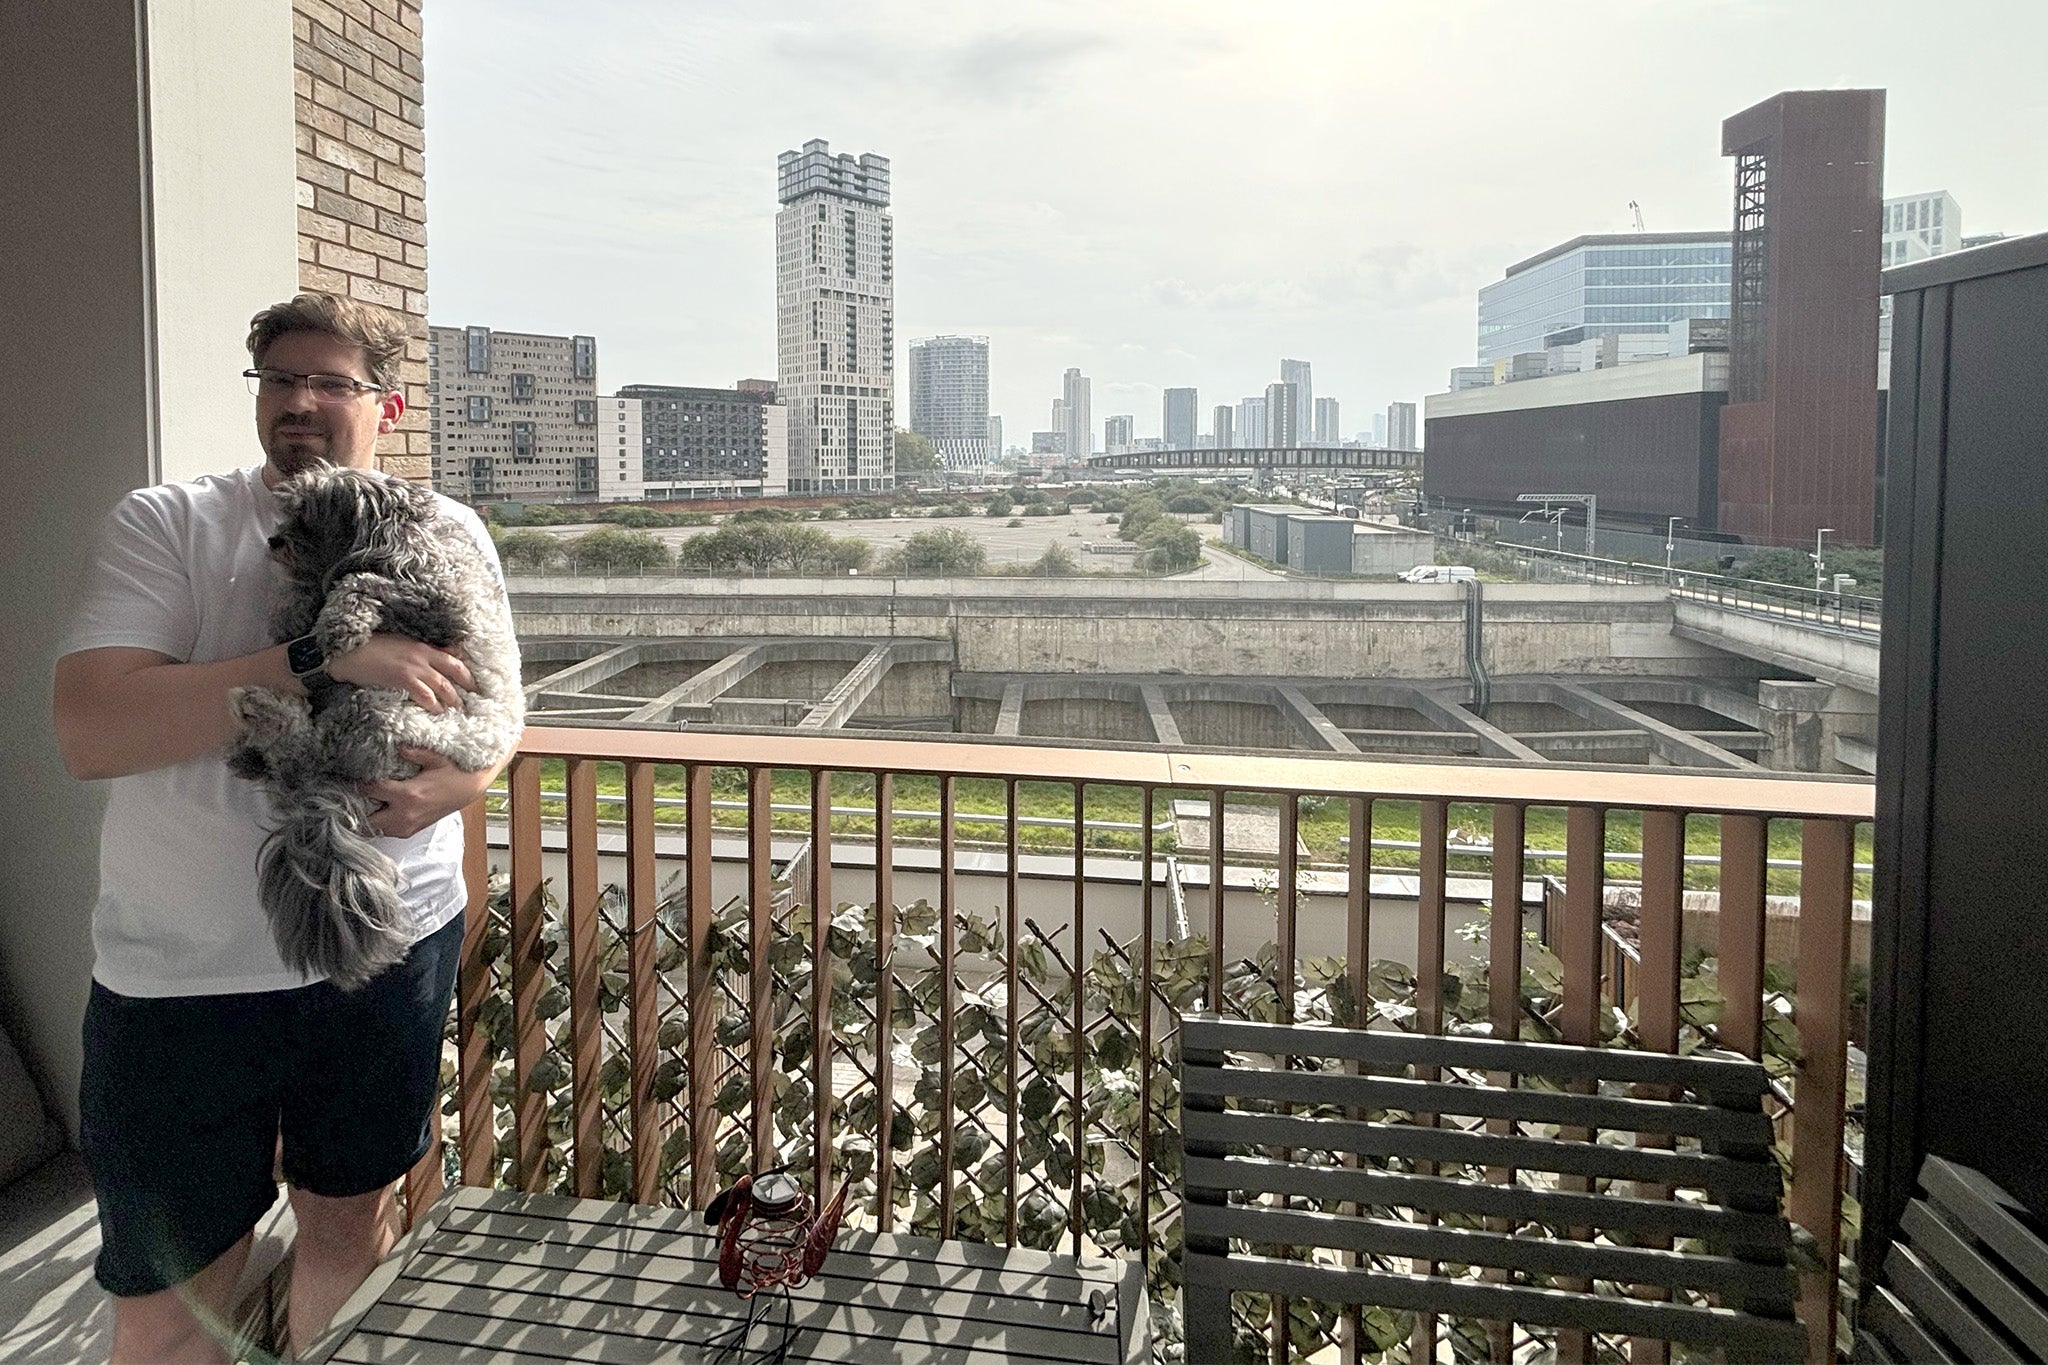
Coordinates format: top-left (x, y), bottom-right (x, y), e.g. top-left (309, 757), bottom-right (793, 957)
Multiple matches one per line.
top-left (422, 1), bottom-right (2046, 451)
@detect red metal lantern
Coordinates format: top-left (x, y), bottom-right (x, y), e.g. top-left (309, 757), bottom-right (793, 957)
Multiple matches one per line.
top-left (706, 1168), bottom-right (849, 1300)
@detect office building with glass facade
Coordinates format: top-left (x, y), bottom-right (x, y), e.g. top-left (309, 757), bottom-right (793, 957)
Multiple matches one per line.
top-left (1477, 232), bottom-right (1731, 364)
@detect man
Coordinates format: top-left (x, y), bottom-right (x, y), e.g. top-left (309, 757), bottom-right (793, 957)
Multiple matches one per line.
top-left (52, 293), bottom-right (512, 1363)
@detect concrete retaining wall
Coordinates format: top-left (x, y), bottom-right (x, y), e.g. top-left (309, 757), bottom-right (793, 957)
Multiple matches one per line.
top-left (513, 579), bottom-right (1757, 682)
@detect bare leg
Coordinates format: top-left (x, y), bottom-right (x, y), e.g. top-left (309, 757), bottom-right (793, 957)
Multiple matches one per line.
top-left (108, 1229), bottom-right (255, 1364)
top-left (286, 1183), bottom-right (395, 1352)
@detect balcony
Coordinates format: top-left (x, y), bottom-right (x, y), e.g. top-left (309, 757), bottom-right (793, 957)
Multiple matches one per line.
top-left (373, 723), bottom-right (1873, 1362)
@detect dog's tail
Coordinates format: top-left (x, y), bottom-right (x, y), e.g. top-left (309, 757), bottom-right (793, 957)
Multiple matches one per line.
top-left (257, 782), bottom-right (410, 991)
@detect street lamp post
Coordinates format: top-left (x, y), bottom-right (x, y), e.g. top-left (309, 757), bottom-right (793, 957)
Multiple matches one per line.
top-left (1814, 527), bottom-right (1833, 592)
top-left (1665, 517), bottom-right (1684, 579)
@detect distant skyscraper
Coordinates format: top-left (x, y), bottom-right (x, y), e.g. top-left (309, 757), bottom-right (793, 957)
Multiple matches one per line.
top-left (987, 415), bottom-right (1002, 463)
top-left (1266, 381), bottom-right (1299, 448)
top-left (908, 335), bottom-right (991, 468)
top-left (1212, 404), bottom-right (1234, 449)
top-left (1386, 401), bottom-right (1417, 452)
top-left (1061, 367), bottom-right (1093, 457)
top-left (775, 138), bottom-right (894, 492)
top-left (1371, 412), bottom-right (1388, 447)
top-left (1162, 387), bottom-right (1198, 448)
top-left (1104, 414), bottom-right (1134, 453)
top-left (1313, 396), bottom-right (1339, 444)
top-left (1049, 398), bottom-right (1068, 453)
top-left (1236, 396), bottom-right (1268, 447)
top-left (1280, 359), bottom-right (1313, 444)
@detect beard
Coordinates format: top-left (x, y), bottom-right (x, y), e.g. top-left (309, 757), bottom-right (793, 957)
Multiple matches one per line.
top-left (265, 421), bottom-right (337, 476)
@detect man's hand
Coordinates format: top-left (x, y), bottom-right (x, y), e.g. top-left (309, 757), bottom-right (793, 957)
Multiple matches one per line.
top-left (327, 635), bottom-right (475, 714)
top-left (364, 746), bottom-right (496, 839)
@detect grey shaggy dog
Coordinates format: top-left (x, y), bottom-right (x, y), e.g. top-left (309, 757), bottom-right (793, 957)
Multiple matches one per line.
top-left (227, 466), bottom-right (523, 990)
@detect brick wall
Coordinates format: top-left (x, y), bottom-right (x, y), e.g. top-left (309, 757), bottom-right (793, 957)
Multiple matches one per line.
top-left (291, 0), bottom-right (430, 480)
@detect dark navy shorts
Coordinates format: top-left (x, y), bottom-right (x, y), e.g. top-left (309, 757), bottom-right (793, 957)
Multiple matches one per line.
top-left (79, 913), bottom-right (462, 1297)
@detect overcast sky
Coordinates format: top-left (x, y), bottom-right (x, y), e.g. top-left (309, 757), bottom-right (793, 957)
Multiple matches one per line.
top-left (423, 0), bottom-right (2046, 444)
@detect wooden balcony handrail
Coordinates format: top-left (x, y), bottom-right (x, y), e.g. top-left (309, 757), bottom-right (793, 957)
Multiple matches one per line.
top-left (507, 724), bottom-right (1875, 821)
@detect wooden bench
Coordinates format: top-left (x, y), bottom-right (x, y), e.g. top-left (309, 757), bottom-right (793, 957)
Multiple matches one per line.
top-left (1179, 1015), bottom-right (1804, 1363)
top-left (1856, 1156), bottom-right (2048, 1363)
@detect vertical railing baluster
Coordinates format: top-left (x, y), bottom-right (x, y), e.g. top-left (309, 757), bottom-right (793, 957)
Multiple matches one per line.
top-left (938, 774), bottom-right (959, 1239)
top-left (1718, 814), bottom-right (1769, 1059)
top-left (565, 756), bottom-right (603, 1199)
top-left (1137, 785), bottom-right (1156, 1263)
top-left (457, 796), bottom-right (493, 1187)
top-left (873, 772), bottom-right (897, 1231)
top-left (1409, 797), bottom-right (1450, 1365)
top-left (686, 764), bottom-right (716, 1210)
top-left (1208, 788), bottom-right (1226, 1010)
top-left (1555, 803), bottom-right (1607, 1365)
top-left (812, 770), bottom-right (834, 1198)
top-left (1071, 781), bottom-right (1087, 1258)
top-left (1269, 792), bottom-right (1301, 1365)
top-left (507, 754), bottom-right (547, 1192)
top-left (625, 760), bottom-right (660, 1205)
top-left (747, 765), bottom-right (774, 1169)
top-left (1791, 819), bottom-right (1855, 1365)
top-left (1003, 777), bottom-right (1020, 1246)
top-left (1631, 808), bottom-right (1687, 1365)
top-left (1340, 796), bottom-right (1372, 1365)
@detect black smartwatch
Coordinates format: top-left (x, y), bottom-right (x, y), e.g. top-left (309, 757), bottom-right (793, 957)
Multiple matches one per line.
top-left (285, 634), bottom-right (328, 682)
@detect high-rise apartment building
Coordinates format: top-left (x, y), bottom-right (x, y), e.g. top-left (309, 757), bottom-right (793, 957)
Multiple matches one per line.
top-left (907, 335), bottom-right (992, 468)
top-left (987, 416), bottom-right (1003, 463)
top-left (1280, 359), bottom-right (1313, 444)
top-left (1477, 232), bottom-right (1732, 364)
top-left (1104, 415), bottom-right (1134, 453)
top-left (1061, 368), bottom-right (1093, 458)
top-left (1163, 387), bottom-right (1198, 448)
top-left (1265, 381), bottom-right (1299, 448)
top-left (1882, 191), bottom-right (1961, 268)
top-left (428, 324), bottom-right (600, 503)
top-left (1372, 412), bottom-right (1388, 447)
top-left (611, 382), bottom-right (788, 500)
top-left (1386, 401), bottom-right (1418, 452)
top-left (1236, 396), bottom-right (1268, 447)
top-left (1313, 396), bottom-right (1340, 445)
top-left (775, 138), bottom-right (894, 493)
top-left (1212, 405), bottom-right (1234, 449)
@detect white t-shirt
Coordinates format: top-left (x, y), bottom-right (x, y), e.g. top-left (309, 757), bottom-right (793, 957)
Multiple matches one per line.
top-left (60, 464), bottom-right (505, 997)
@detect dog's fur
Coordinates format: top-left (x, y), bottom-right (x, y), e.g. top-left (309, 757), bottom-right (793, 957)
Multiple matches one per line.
top-left (227, 466), bottom-right (523, 990)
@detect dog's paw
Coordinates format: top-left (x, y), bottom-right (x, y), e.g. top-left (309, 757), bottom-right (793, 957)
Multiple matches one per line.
top-left (231, 686), bottom-right (312, 743)
top-left (314, 588), bottom-right (383, 657)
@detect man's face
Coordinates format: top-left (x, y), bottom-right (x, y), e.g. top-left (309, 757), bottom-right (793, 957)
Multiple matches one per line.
top-left (253, 330), bottom-right (404, 480)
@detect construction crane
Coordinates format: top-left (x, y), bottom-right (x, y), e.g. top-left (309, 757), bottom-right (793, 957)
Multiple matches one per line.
top-left (1629, 200), bottom-right (1646, 232)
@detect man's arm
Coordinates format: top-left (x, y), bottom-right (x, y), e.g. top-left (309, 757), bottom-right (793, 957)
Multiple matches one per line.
top-left (53, 637), bottom-right (478, 782)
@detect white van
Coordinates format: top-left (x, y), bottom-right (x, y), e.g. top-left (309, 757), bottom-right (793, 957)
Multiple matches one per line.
top-left (1398, 564), bottom-right (1478, 584)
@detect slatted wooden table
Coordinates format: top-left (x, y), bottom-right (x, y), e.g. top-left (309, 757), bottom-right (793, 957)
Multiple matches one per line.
top-left (303, 1187), bottom-right (1149, 1365)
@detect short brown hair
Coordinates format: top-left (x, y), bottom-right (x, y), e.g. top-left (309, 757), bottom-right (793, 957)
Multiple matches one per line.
top-left (246, 293), bottom-right (408, 391)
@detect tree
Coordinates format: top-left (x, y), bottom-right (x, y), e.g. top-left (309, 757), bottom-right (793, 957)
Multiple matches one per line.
top-left (897, 527), bottom-right (988, 576)
top-left (568, 527), bottom-right (669, 571)
top-left (985, 490), bottom-right (1014, 518)
top-left (1118, 494), bottom-right (1166, 543)
top-left (596, 505), bottom-right (672, 528)
top-left (496, 529), bottom-right (565, 572)
top-left (1021, 543), bottom-right (1080, 577)
top-left (893, 428), bottom-right (943, 475)
top-left (1139, 520), bottom-right (1203, 573)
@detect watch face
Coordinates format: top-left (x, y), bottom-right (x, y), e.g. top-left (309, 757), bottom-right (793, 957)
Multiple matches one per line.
top-left (287, 636), bottom-right (325, 677)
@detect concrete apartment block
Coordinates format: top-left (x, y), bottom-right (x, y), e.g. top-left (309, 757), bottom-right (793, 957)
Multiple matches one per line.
top-left (291, 0), bottom-right (430, 481)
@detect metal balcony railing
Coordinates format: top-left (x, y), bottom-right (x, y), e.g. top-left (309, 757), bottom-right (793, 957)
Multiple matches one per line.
top-left (1473, 541), bottom-right (1884, 635)
top-left (399, 727), bottom-right (1872, 1363)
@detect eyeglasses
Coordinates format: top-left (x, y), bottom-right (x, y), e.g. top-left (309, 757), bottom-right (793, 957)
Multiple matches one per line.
top-left (243, 368), bottom-right (387, 403)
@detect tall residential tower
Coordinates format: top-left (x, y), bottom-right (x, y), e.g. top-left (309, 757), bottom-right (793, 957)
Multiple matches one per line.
top-left (908, 335), bottom-right (992, 468)
top-left (1279, 359), bottom-right (1312, 445)
top-left (775, 139), bottom-right (895, 493)
top-left (1060, 368), bottom-right (1093, 458)
top-left (1162, 387), bottom-right (1198, 448)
